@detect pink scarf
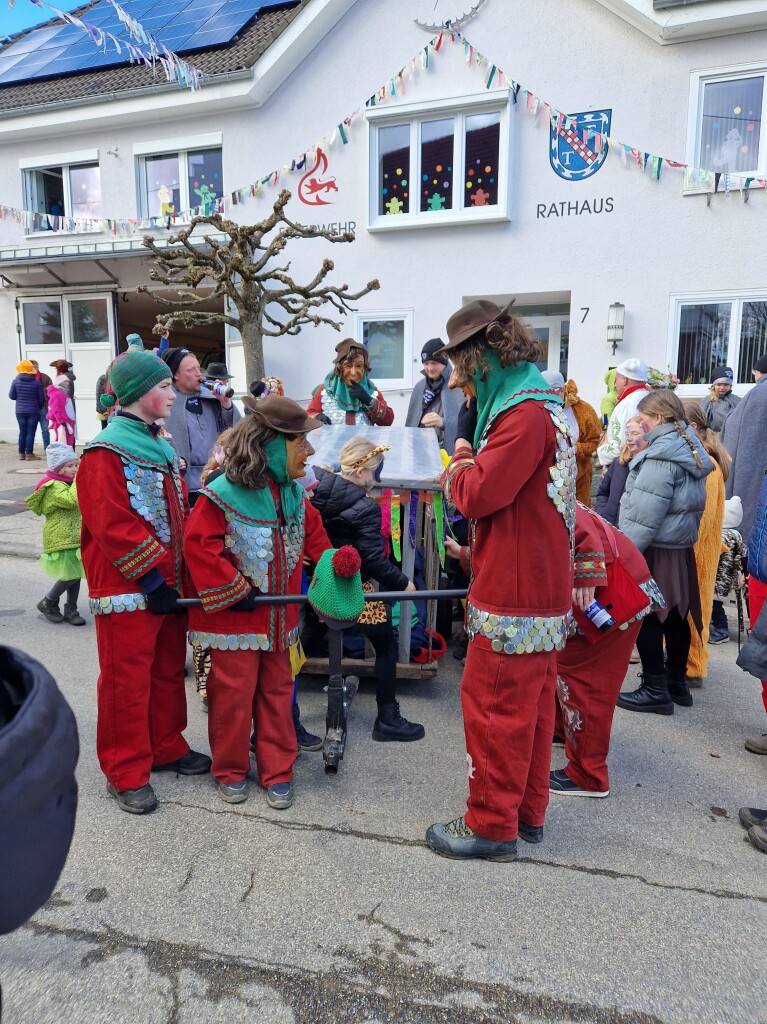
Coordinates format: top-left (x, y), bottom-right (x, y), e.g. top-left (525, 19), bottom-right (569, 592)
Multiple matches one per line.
top-left (34, 471), bottom-right (74, 492)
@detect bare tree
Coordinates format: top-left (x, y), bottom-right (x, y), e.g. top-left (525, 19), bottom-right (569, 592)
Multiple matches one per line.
top-left (139, 188), bottom-right (379, 384)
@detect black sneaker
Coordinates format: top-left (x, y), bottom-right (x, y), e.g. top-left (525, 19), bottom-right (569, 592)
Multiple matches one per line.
top-left (266, 782), bottom-right (294, 809)
top-left (748, 825), bottom-right (767, 854)
top-left (106, 782), bottom-right (158, 815)
top-left (218, 781), bottom-right (248, 804)
top-left (153, 750), bottom-right (212, 775)
top-left (549, 769), bottom-right (609, 798)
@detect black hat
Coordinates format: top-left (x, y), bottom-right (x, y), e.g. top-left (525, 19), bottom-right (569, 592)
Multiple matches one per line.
top-left (754, 354), bottom-right (767, 375)
top-left (711, 365), bottom-right (734, 386)
top-left (161, 347), bottom-right (193, 378)
top-left (421, 338), bottom-right (448, 366)
top-left (204, 362), bottom-right (232, 380)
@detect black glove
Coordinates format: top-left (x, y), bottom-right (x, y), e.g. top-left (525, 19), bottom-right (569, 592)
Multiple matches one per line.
top-left (348, 382), bottom-right (374, 407)
top-left (315, 413), bottom-right (332, 425)
top-left (456, 398), bottom-right (478, 445)
top-left (230, 589), bottom-right (259, 612)
top-left (145, 582), bottom-right (184, 615)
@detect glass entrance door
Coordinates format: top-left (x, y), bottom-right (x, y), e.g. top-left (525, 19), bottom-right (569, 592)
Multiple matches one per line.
top-left (523, 315), bottom-right (570, 378)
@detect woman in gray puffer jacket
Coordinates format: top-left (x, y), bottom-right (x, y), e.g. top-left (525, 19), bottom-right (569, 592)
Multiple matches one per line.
top-left (617, 389), bottom-right (713, 714)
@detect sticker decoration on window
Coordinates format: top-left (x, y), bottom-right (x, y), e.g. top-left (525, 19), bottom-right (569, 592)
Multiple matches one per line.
top-left (298, 149), bottom-right (339, 206)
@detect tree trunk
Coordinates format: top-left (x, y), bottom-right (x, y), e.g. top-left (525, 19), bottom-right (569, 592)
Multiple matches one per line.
top-left (240, 315), bottom-right (265, 387)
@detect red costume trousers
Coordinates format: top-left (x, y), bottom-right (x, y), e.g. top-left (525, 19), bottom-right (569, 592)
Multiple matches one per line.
top-left (554, 620), bottom-right (641, 793)
top-left (462, 638), bottom-right (558, 841)
top-left (95, 611), bottom-right (189, 791)
top-left (206, 647), bottom-right (295, 787)
top-left (748, 577), bottom-right (767, 713)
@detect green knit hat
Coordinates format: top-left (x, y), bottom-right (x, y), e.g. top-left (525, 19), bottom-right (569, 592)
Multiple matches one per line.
top-left (106, 350), bottom-right (172, 408)
top-left (308, 547), bottom-right (365, 628)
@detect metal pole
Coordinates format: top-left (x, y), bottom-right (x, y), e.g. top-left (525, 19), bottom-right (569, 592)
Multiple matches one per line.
top-left (176, 588), bottom-right (467, 608)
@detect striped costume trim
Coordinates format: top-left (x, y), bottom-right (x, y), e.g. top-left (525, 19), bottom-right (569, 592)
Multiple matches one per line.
top-left (198, 571), bottom-right (251, 612)
top-left (114, 536), bottom-right (165, 580)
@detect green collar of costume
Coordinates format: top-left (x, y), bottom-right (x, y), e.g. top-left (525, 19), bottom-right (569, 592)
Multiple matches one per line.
top-left (84, 414), bottom-right (177, 470)
top-left (323, 370), bottom-right (374, 413)
top-left (473, 354), bottom-right (562, 447)
top-left (202, 435), bottom-right (303, 526)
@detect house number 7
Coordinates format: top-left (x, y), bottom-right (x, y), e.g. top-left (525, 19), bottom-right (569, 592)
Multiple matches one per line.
top-left (580, 307), bottom-right (590, 323)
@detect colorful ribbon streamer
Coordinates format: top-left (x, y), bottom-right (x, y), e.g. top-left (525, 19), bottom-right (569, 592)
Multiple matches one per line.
top-left (390, 495), bottom-right (401, 562)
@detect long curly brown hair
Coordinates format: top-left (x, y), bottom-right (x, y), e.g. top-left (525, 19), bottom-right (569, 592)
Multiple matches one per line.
top-left (449, 314), bottom-right (542, 388)
top-left (223, 417), bottom-right (276, 490)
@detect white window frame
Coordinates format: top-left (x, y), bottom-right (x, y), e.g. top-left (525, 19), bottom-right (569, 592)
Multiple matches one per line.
top-left (353, 308), bottom-right (413, 390)
top-left (685, 62), bottom-right (767, 195)
top-left (366, 92), bottom-right (512, 231)
top-left (668, 288), bottom-right (767, 393)
top-left (134, 133), bottom-right (223, 220)
top-left (20, 148), bottom-right (102, 234)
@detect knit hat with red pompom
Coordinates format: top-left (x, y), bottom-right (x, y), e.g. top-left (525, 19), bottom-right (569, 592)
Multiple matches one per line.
top-left (308, 546), bottom-right (365, 628)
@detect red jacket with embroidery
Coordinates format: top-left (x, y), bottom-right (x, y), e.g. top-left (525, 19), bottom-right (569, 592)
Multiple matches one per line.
top-left (306, 385), bottom-right (394, 426)
top-left (184, 480), bottom-right (331, 650)
top-left (78, 447), bottom-right (188, 597)
top-left (443, 401), bottom-right (573, 618)
top-left (573, 503), bottom-right (652, 589)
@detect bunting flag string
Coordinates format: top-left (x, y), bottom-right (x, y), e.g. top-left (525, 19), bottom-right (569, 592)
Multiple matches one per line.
top-left (0, 22), bottom-right (763, 237)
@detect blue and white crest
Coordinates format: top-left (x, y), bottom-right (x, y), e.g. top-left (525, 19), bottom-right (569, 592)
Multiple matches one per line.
top-left (550, 110), bottom-right (612, 181)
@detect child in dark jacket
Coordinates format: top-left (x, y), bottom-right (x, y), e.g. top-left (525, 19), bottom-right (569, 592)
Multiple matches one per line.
top-left (311, 436), bottom-right (424, 742)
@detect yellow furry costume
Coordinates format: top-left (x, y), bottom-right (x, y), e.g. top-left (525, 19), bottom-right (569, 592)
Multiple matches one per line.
top-left (687, 462), bottom-right (725, 679)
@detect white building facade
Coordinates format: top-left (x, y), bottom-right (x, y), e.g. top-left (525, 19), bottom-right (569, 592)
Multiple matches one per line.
top-left (1, 0), bottom-right (766, 440)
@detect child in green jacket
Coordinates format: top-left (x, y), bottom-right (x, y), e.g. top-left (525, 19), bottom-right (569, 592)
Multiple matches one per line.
top-left (25, 442), bottom-right (85, 625)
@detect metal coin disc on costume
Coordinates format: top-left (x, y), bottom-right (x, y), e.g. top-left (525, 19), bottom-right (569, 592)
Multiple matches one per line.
top-left (321, 390), bottom-right (372, 426)
top-left (281, 509), bottom-right (306, 575)
top-left (545, 402), bottom-right (577, 548)
top-left (189, 627), bottom-right (299, 652)
top-left (121, 458), bottom-right (171, 546)
top-left (224, 517), bottom-right (275, 592)
top-left (89, 593), bottom-right (148, 615)
top-left (466, 601), bottom-right (571, 654)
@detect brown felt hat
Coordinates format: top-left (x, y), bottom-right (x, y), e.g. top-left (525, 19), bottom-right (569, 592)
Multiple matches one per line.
top-left (333, 338), bottom-right (368, 364)
top-left (248, 395), bottom-right (322, 434)
top-left (438, 298), bottom-right (516, 354)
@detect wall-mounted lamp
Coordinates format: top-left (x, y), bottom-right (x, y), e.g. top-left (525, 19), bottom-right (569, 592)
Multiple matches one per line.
top-left (106, 146), bottom-right (119, 158)
top-left (607, 302), bottom-right (625, 356)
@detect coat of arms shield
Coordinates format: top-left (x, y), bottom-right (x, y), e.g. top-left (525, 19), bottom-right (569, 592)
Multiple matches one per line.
top-left (550, 110), bottom-right (612, 181)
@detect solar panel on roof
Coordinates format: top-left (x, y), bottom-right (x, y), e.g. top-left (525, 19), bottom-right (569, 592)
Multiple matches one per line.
top-left (0, 0), bottom-right (294, 86)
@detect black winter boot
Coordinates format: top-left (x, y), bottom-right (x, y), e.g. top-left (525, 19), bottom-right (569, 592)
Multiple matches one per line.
top-left (667, 676), bottom-right (693, 707)
top-left (616, 673), bottom-right (674, 715)
top-left (63, 603), bottom-right (86, 626)
top-left (37, 597), bottom-right (64, 624)
top-left (292, 702), bottom-right (323, 751)
top-left (372, 701), bottom-right (425, 742)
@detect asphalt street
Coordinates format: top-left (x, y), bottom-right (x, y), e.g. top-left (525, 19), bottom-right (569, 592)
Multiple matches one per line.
top-left (0, 538), bottom-right (766, 1023)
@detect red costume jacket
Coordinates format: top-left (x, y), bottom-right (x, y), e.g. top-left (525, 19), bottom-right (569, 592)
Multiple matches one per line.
top-left (306, 385), bottom-right (394, 426)
top-left (184, 480), bottom-right (331, 652)
top-left (78, 432), bottom-right (187, 603)
top-left (444, 401), bottom-right (574, 624)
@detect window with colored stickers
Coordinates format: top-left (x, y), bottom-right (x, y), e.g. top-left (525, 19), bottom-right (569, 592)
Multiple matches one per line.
top-left (139, 147), bottom-right (224, 220)
top-left (420, 118), bottom-right (454, 212)
top-left (463, 111), bottom-right (500, 208)
top-left (379, 124), bottom-right (410, 216)
top-left (368, 95), bottom-right (509, 229)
